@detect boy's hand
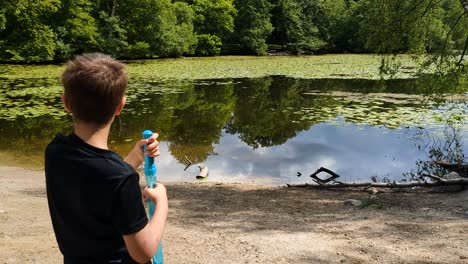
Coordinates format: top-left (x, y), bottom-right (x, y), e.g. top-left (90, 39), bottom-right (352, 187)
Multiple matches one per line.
top-left (124, 132), bottom-right (160, 170)
top-left (143, 183), bottom-right (168, 205)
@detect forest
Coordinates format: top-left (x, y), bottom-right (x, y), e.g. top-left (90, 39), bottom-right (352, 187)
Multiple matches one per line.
top-left (0, 0), bottom-right (467, 62)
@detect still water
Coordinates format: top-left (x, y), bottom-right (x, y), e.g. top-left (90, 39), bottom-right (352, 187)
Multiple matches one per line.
top-left (0, 76), bottom-right (466, 185)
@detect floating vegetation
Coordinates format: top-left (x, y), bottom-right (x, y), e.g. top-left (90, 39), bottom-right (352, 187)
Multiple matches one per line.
top-left (297, 91), bottom-right (468, 129)
top-left (0, 55), bottom-right (418, 81)
top-left (0, 78), bottom-right (65, 121)
top-left (1, 55), bottom-right (459, 122)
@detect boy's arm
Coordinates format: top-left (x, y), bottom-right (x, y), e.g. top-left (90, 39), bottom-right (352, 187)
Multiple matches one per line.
top-left (124, 133), bottom-right (160, 170)
top-left (123, 184), bottom-right (168, 263)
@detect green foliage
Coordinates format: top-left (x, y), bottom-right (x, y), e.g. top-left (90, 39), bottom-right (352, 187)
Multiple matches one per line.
top-left (232, 0), bottom-right (273, 55)
top-left (266, 0), bottom-right (326, 54)
top-left (195, 34), bottom-right (222, 56)
top-left (97, 11), bottom-right (128, 57)
top-left (117, 0), bottom-right (196, 58)
top-left (270, 0), bottom-right (304, 46)
top-left (158, 1), bottom-right (197, 57)
top-left (358, 0), bottom-right (466, 56)
top-left (315, 0), bottom-right (364, 52)
top-left (188, 0), bottom-right (237, 37)
top-left (0, 0), bottom-right (60, 62)
top-left (0, 0), bottom-right (466, 61)
top-left (125, 42), bottom-right (151, 58)
top-left (181, 0), bottom-right (236, 54)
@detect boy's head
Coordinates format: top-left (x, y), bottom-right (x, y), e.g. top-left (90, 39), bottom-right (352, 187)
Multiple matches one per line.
top-left (61, 53), bottom-right (128, 126)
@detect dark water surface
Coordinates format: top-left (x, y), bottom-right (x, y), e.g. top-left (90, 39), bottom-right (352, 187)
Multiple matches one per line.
top-left (0, 76), bottom-right (466, 185)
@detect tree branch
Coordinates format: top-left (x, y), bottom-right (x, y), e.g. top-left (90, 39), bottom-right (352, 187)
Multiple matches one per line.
top-left (309, 167), bottom-right (340, 184)
top-left (111, 0), bottom-right (116, 17)
top-left (457, 34), bottom-right (468, 68)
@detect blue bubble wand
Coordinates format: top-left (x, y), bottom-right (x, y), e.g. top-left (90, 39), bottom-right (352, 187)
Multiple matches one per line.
top-left (142, 130), bottom-right (164, 264)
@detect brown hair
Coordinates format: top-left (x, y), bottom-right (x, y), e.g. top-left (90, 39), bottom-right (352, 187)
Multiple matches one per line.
top-left (61, 53), bottom-right (128, 125)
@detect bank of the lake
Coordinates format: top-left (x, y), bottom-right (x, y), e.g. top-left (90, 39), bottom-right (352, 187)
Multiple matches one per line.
top-left (1, 166), bottom-right (467, 264)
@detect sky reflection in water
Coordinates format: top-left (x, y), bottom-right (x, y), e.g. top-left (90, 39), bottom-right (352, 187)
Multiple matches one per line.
top-left (159, 123), bottom-right (434, 185)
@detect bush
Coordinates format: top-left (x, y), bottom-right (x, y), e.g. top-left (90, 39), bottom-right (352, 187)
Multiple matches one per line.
top-left (195, 34), bottom-right (222, 56)
top-left (125, 42), bottom-right (150, 58)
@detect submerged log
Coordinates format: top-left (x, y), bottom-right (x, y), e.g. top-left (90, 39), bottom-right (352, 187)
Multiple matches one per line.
top-left (287, 167), bottom-right (468, 189)
top-left (287, 178), bottom-right (468, 188)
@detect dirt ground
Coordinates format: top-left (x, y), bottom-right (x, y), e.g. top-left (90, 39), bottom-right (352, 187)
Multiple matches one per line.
top-left (0, 166), bottom-right (467, 264)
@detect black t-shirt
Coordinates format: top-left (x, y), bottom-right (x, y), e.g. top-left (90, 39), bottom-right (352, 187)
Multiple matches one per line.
top-left (45, 133), bottom-right (148, 263)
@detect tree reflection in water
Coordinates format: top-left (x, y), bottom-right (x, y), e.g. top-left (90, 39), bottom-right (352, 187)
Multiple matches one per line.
top-left (405, 104), bottom-right (467, 181)
top-left (0, 76), bottom-right (466, 183)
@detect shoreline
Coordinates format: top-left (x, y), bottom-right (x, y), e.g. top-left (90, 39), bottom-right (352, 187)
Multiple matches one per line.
top-left (1, 166), bottom-right (467, 263)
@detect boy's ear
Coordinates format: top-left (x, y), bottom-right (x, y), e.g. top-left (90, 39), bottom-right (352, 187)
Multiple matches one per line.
top-left (115, 96), bottom-right (126, 116)
top-left (61, 94), bottom-right (71, 112)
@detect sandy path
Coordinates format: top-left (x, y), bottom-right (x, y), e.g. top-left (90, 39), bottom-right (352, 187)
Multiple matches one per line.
top-left (1, 167), bottom-right (467, 264)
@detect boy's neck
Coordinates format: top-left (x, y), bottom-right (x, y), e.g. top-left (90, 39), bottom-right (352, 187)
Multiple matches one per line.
top-left (73, 120), bottom-right (112, 150)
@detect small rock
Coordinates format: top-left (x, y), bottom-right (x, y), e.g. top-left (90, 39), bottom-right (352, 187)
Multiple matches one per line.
top-left (367, 187), bottom-right (379, 194)
top-left (419, 207), bottom-right (431, 212)
top-left (460, 256), bottom-right (467, 260)
top-left (344, 199), bottom-right (362, 207)
top-left (0, 209), bottom-right (5, 214)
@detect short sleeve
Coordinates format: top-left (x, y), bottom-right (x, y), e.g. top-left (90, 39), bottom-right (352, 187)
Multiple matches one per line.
top-left (112, 174), bottom-right (148, 235)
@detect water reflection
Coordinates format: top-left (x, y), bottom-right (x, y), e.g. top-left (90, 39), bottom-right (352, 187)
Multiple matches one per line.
top-left (0, 76), bottom-right (466, 184)
top-left (405, 105), bottom-right (467, 181)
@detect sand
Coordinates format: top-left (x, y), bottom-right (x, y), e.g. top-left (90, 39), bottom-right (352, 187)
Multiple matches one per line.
top-left (0, 166), bottom-right (467, 264)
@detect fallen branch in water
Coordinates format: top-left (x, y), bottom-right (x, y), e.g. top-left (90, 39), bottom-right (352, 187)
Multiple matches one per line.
top-left (183, 156), bottom-right (193, 171)
top-left (288, 167), bottom-right (468, 189)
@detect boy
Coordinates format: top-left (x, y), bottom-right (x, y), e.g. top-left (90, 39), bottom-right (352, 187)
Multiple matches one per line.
top-left (45, 53), bottom-right (168, 264)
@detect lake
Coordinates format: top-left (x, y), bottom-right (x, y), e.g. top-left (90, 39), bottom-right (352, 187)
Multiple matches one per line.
top-left (0, 56), bottom-right (467, 185)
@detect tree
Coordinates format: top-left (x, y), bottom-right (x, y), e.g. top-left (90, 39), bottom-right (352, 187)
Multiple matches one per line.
top-left (270, 0), bottom-right (304, 47)
top-left (360, 0), bottom-right (467, 94)
top-left (311, 0), bottom-right (364, 53)
top-left (188, 0), bottom-right (237, 37)
top-left (158, 1), bottom-right (197, 57)
top-left (269, 0), bottom-right (327, 54)
top-left (0, 0), bottom-right (60, 62)
top-left (181, 0), bottom-right (237, 55)
top-left (231, 0), bottom-right (273, 55)
top-left (54, 0), bottom-right (99, 60)
top-left (117, 0), bottom-right (196, 58)
top-left (96, 10), bottom-right (128, 58)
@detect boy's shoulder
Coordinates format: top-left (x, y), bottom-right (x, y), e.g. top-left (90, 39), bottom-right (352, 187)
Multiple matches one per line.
top-left (45, 133), bottom-right (137, 182)
top-left (46, 133), bottom-right (116, 159)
